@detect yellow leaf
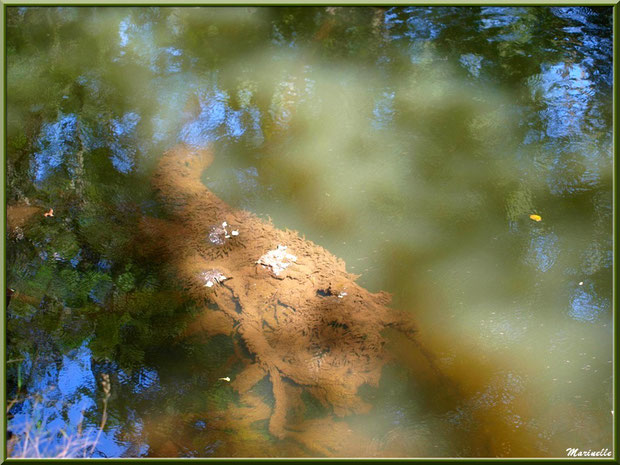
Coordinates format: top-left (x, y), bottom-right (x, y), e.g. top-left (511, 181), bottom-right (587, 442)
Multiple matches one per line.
top-left (529, 214), bottom-right (542, 222)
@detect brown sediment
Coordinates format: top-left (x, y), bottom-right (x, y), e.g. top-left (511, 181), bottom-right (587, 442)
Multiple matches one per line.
top-left (182, 309), bottom-right (234, 340)
top-left (7, 291), bottom-right (41, 307)
top-left (139, 144), bottom-right (418, 450)
top-left (230, 363), bottom-right (266, 394)
top-left (284, 417), bottom-right (374, 457)
top-left (268, 367), bottom-right (287, 438)
top-left (388, 322), bottom-right (550, 457)
top-left (7, 203), bottom-right (41, 231)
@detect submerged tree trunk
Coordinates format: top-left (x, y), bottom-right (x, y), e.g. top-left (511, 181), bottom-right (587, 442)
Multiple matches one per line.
top-left (139, 144), bottom-right (422, 453)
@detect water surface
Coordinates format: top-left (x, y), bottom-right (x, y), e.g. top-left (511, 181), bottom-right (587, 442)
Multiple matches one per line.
top-left (6, 6), bottom-right (613, 458)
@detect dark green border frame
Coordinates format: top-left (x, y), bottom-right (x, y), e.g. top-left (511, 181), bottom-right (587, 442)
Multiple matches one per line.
top-left (0, 2), bottom-right (617, 463)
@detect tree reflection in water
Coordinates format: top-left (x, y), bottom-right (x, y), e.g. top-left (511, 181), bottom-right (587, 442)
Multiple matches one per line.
top-left (6, 6), bottom-right (612, 458)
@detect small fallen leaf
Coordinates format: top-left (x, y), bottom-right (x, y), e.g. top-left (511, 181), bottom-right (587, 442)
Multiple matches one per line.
top-left (529, 214), bottom-right (542, 222)
top-left (44, 208), bottom-right (54, 217)
top-left (218, 377), bottom-right (230, 382)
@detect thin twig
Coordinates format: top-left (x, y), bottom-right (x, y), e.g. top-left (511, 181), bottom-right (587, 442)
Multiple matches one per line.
top-left (21, 429), bottom-right (30, 459)
top-left (6, 398), bottom-right (19, 414)
top-left (88, 396), bottom-right (109, 457)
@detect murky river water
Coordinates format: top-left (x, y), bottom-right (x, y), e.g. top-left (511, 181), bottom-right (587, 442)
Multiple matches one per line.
top-left (6, 6), bottom-right (613, 458)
